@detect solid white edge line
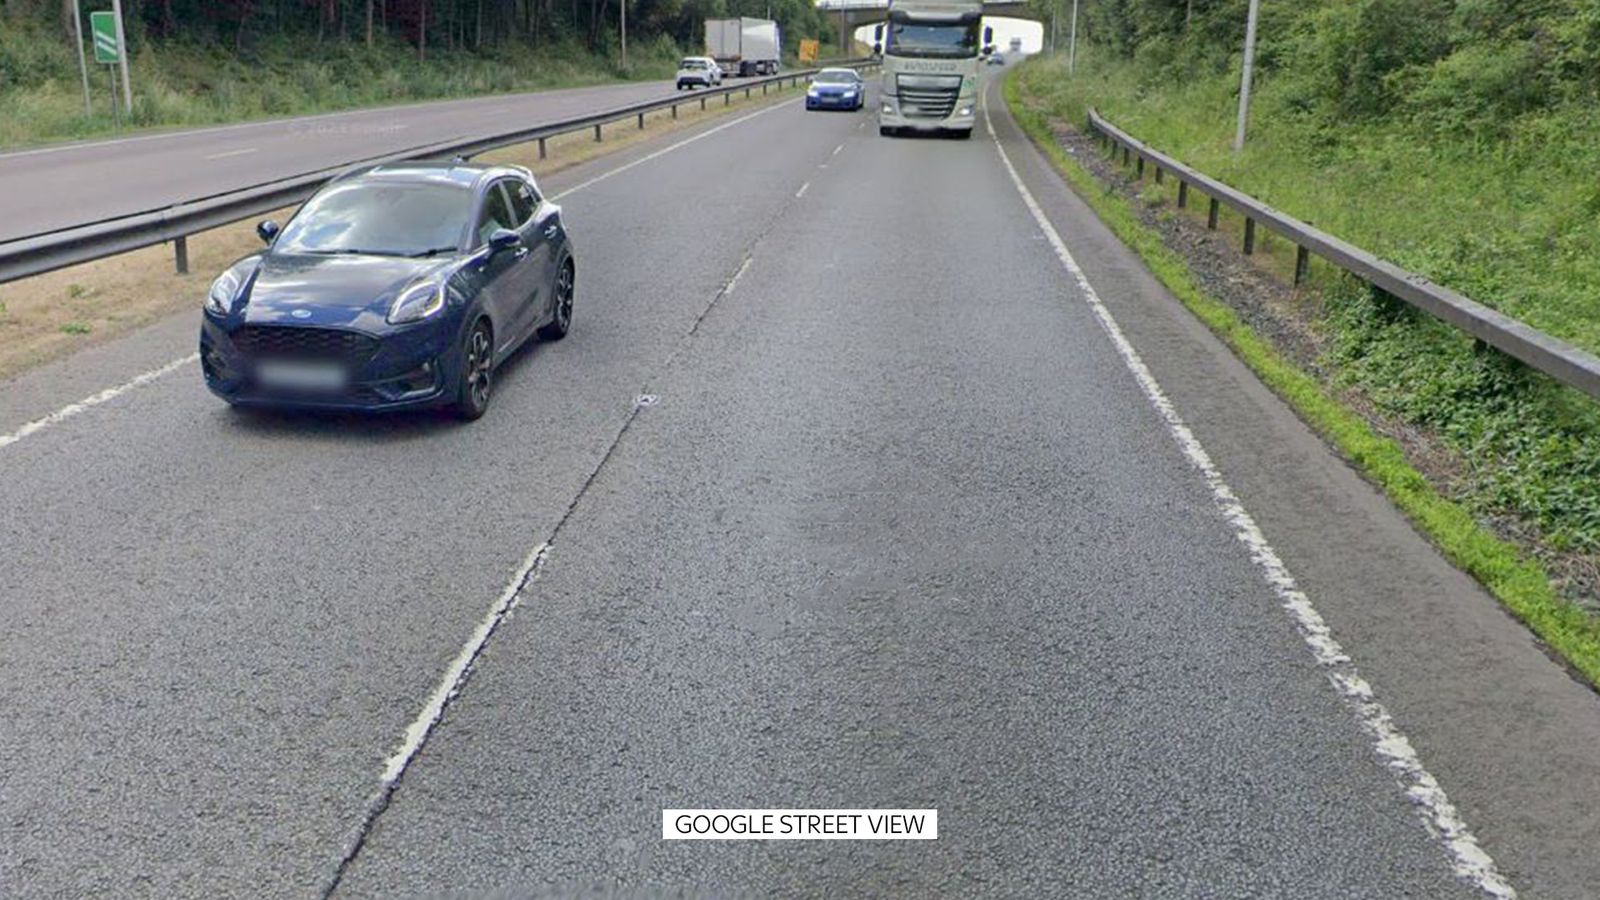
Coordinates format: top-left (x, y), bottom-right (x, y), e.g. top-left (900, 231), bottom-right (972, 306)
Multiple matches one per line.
top-left (796, 181), bottom-right (810, 199)
top-left (204, 147), bottom-right (259, 160)
top-left (1, 95), bottom-right (798, 455)
top-left (380, 542), bottom-right (549, 786)
top-left (0, 353), bottom-right (198, 451)
top-left (981, 92), bottom-right (1517, 899)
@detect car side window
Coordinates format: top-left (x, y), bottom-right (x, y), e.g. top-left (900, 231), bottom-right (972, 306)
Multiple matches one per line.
top-left (475, 183), bottom-right (516, 246)
top-left (506, 179), bottom-right (538, 225)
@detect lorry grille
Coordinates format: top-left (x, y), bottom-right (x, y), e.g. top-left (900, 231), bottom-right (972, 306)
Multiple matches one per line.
top-left (895, 74), bottom-right (962, 119)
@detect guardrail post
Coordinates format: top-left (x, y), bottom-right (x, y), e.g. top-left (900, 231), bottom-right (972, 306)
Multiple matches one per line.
top-left (745, 87), bottom-right (751, 99)
top-left (174, 236), bottom-right (189, 275)
top-left (1295, 245), bottom-right (1310, 285)
top-left (1207, 198), bottom-right (1220, 230)
top-left (538, 137), bottom-right (547, 159)
top-left (1243, 217), bottom-right (1256, 255)
top-left (702, 96), bottom-right (708, 111)
top-left (594, 123), bottom-right (603, 142)
top-left (1136, 156), bottom-right (1144, 180)
top-left (763, 83), bottom-right (769, 95)
top-left (637, 112), bottom-right (645, 130)
top-left (1177, 181), bottom-right (1188, 208)
top-left (1122, 146), bottom-right (1131, 166)
top-left (1154, 166), bottom-right (1163, 185)
top-left (671, 104), bottom-right (678, 120)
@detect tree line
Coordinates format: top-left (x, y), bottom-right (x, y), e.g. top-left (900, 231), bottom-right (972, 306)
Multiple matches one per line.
top-left (0, 0), bottom-right (837, 58)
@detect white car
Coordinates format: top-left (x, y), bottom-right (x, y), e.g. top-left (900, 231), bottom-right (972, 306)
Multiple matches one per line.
top-left (676, 57), bottom-right (723, 90)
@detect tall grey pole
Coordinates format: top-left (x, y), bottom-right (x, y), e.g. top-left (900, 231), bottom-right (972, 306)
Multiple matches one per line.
top-left (110, 0), bottom-right (132, 114)
top-left (1233, 0), bottom-right (1260, 152)
top-left (71, 0), bottom-right (92, 118)
top-left (1049, 3), bottom-right (1057, 53)
top-left (1068, 0), bottom-right (1078, 73)
top-left (619, 0), bottom-right (627, 67)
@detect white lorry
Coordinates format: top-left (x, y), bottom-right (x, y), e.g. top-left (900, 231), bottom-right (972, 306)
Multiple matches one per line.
top-left (874, 0), bottom-right (992, 139)
top-left (705, 18), bottom-right (782, 77)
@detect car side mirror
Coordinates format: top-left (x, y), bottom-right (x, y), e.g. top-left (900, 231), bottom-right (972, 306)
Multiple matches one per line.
top-left (257, 220), bottom-right (280, 244)
top-left (488, 228), bottom-right (522, 253)
top-left (874, 24), bottom-right (883, 40)
top-left (984, 26), bottom-right (993, 44)
top-left (984, 45), bottom-right (995, 55)
top-left (873, 42), bottom-right (882, 55)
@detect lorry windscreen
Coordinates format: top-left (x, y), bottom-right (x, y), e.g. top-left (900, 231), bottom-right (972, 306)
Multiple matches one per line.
top-left (887, 22), bottom-right (979, 58)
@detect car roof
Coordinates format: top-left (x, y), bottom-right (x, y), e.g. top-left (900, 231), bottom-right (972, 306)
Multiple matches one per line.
top-left (333, 161), bottom-right (534, 189)
top-left (816, 67), bottom-right (860, 77)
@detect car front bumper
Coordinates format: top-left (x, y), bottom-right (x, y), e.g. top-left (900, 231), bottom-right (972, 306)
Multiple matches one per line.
top-left (199, 317), bottom-right (458, 412)
top-left (807, 93), bottom-right (861, 109)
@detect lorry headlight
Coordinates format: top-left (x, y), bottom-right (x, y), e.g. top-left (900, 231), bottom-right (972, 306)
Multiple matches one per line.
top-left (958, 106), bottom-right (974, 117)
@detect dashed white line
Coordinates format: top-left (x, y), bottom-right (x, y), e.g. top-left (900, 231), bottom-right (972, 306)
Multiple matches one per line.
top-left (795, 181), bottom-right (810, 199)
top-left (832, 143), bottom-right (844, 156)
top-left (204, 147), bottom-right (258, 160)
top-left (0, 354), bottom-right (197, 451)
top-left (982, 93), bottom-right (1517, 899)
top-left (553, 98), bottom-right (801, 200)
top-left (726, 256), bottom-right (754, 294)
top-left (380, 542), bottom-right (549, 786)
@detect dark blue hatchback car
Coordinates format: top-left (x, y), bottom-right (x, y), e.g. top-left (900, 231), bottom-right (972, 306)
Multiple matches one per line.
top-left (200, 161), bottom-right (575, 420)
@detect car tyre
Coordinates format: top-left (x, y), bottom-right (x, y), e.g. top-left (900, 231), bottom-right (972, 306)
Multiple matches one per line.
top-left (455, 319), bottom-right (494, 421)
top-left (538, 258), bottom-right (575, 341)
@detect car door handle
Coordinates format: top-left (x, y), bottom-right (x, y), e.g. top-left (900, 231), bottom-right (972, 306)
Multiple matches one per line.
top-left (543, 225), bottom-right (559, 239)
top-left (514, 247), bottom-right (530, 260)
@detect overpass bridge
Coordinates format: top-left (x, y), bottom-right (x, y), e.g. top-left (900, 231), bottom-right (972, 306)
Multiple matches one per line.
top-left (815, 0), bottom-right (1037, 31)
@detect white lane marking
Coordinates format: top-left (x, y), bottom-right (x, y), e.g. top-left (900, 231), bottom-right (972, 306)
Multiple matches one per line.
top-left (982, 95), bottom-right (1517, 899)
top-left (726, 256), bottom-right (754, 294)
top-left (795, 181), bottom-right (810, 199)
top-left (832, 143), bottom-right (844, 156)
top-left (0, 97), bottom-right (795, 454)
top-left (553, 98), bottom-right (800, 200)
top-left (204, 147), bottom-right (258, 160)
top-left (0, 354), bottom-right (197, 452)
top-left (380, 542), bottom-right (549, 786)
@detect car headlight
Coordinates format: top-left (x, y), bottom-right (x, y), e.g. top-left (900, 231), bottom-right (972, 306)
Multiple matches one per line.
top-left (843, 89), bottom-right (858, 97)
top-left (389, 280), bottom-right (447, 325)
top-left (206, 268), bottom-right (243, 316)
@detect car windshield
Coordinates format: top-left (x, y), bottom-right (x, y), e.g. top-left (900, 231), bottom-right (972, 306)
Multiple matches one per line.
top-left (888, 22), bottom-right (980, 58)
top-left (814, 71), bottom-right (857, 84)
top-left (681, 59), bottom-right (707, 69)
top-left (276, 180), bottom-right (472, 257)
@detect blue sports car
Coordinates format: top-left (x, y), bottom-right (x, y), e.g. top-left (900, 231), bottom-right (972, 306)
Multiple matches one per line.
top-left (200, 161), bottom-right (575, 420)
top-left (806, 68), bottom-right (866, 111)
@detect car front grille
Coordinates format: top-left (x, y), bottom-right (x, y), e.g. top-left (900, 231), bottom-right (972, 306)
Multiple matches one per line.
top-left (229, 325), bottom-right (379, 365)
top-left (896, 74), bottom-right (962, 119)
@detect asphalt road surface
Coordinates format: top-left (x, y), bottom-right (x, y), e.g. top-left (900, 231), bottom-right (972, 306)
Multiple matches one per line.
top-left (0, 73), bottom-right (770, 244)
top-left (5, 73), bottom-right (1600, 898)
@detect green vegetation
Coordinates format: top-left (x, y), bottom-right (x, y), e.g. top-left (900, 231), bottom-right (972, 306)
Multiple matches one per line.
top-left (1012, 0), bottom-right (1600, 557)
top-left (1004, 70), bottom-right (1600, 688)
top-left (0, 0), bottom-right (841, 147)
top-left (59, 321), bottom-right (91, 335)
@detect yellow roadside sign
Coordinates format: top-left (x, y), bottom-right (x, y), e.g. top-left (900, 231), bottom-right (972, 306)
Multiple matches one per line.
top-left (799, 39), bottom-right (820, 64)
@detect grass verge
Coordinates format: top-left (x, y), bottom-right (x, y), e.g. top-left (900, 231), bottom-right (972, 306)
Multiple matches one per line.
top-left (0, 84), bottom-right (800, 384)
top-left (1003, 69), bottom-right (1600, 689)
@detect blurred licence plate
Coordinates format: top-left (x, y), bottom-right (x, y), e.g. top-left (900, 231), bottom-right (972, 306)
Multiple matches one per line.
top-left (256, 360), bottom-right (347, 392)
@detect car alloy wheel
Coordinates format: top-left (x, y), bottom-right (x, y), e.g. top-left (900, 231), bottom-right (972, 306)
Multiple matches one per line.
top-left (457, 320), bottom-right (493, 420)
top-left (540, 259), bottom-right (575, 340)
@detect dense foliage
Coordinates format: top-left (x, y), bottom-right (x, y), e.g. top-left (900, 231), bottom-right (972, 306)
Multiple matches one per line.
top-left (1015, 1), bottom-right (1600, 554)
top-left (0, 0), bottom-right (838, 144)
top-left (0, 0), bottom-right (834, 65)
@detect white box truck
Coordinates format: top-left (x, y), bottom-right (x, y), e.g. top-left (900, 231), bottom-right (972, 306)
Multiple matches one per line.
top-left (706, 18), bottom-right (782, 77)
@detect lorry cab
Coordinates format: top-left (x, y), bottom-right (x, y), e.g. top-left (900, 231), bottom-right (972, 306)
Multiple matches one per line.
top-left (875, 0), bottom-right (991, 139)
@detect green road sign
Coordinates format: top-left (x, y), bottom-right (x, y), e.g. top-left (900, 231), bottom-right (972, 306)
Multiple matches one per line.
top-left (90, 11), bottom-right (120, 64)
